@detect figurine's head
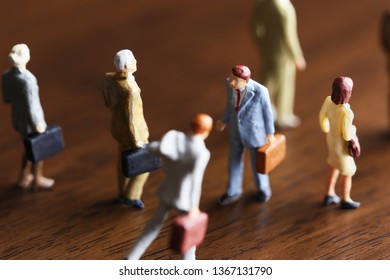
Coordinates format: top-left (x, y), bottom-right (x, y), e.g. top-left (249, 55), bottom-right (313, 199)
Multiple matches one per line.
top-left (229, 65), bottom-right (251, 90)
top-left (191, 113), bottom-right (213, 139)
top-left (114, 49), bottom-right (137, 74)
top-left (331, 76), bottom-right (353, 105)
top-left (9, 44), bottom-right (30, 68)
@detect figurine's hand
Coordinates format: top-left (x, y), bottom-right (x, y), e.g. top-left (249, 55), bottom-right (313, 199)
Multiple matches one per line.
top-left (215, 120), bottom-right (226, 132)
top-left (266, 134), bottom-right (275, 144)
top-left (135, 141), bottom-right (147, 148)
top-left (36, 123), bottom-right (46, 133)
top-left (188, 208), bottom-right (200, 217)
top-left (295, 57), bottom-right (306, 71)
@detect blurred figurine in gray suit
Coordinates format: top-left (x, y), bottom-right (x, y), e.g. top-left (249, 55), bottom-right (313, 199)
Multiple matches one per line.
top-left (125, 114), bottom-right (212, 260)
top-left (2, 44), bottom-right (54, 190)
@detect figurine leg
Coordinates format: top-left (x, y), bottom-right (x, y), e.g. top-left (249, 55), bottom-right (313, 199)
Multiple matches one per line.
top-left (124, 203), bottom-right (170, 260)
top-left (263, 62), bottom-right (278, 122)
top-left (121, 172), bottom-right (149, 208)
top-left (249, 148), bottom-right (271, 202)
top-left (125, 172), bottom-right (149, 200)
top-left (226, 141), bottom-right (245, 196)
top-left (323, 167), bottom-right (341, 205)
top-left (181, 245), bottom-right (196, 260)
top-left (274, 62), bottom-right (300, 129)
top-left (117, 146), bottom-right (130, 198)
top-left (340, 175), bottom-right (360, 209)
top-left (18, 154), bottom-right (34, 189)
top-left (32, 161), bottom-right (54, 190)
top-left (326, 167), bottom-right (339, 196)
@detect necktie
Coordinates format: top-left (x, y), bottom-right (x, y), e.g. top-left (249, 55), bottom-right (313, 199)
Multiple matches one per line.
top-left (235, 89), bottom-right (241, 112)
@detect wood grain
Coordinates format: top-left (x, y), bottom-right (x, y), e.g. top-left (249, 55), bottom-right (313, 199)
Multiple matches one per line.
top-left (0, 0), bottom-right (389, 260)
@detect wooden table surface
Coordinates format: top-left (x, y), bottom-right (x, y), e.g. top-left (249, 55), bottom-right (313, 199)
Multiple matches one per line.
top-left (0, 0), bottom-right (389, 260)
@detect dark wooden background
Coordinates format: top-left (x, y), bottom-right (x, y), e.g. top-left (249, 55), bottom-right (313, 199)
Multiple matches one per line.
top-left (0, 0), bottom-right (389, 260)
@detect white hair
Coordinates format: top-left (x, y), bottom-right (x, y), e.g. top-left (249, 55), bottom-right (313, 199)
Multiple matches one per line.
top-left (113, 49), bottom-right (136, 71)
top-left (9, 43), bottom-right (30, 68)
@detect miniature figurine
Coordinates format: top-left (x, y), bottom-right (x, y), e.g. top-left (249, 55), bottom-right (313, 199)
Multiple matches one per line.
top-left (102, 49), bottom-right (150, 209)
top-left (381, 11), bottom-right (390, 129)
top-left (2, 44), bottom-right (55, 190)
top-left (251, 0), bottom-right (306, 129)
top-left (216, 65), bottom-right (275, 206)
top-left (319, 76), bottom-right (361, 210)
top-left (124, 114), bottom-right (212, 260)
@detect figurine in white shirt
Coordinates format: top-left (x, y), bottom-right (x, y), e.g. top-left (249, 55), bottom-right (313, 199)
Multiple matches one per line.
top-left (125, 114), bottom-right (212, 260)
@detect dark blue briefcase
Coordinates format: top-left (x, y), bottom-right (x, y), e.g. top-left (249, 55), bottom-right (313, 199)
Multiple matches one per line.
top-left (24, 125), bottom-right (65, 163)
top-left (121, 146), bottom-right (161, 177)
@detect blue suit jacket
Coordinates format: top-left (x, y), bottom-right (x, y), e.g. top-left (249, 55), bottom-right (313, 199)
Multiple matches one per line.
top-left (222, 78), bottom-right (274, 148)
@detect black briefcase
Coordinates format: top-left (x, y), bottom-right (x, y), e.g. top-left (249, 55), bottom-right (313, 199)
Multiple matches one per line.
top-left (24, 125), bottom-right (65, 163)
top-left (121, 146), bottom-right (161, 177)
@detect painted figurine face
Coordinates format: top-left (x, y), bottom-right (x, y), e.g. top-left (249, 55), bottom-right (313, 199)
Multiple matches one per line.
top-left (125, 58), bottom-right (137, 74)
top-left (229, 74), bottom-right (247, 90)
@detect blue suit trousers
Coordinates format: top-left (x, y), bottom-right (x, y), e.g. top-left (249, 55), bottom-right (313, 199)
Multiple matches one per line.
top-left (226, 138), bottom-right (271, 198)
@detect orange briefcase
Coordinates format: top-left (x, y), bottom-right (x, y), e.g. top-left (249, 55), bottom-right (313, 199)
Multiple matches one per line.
top-left (256, 134), bottom-right (286, 174)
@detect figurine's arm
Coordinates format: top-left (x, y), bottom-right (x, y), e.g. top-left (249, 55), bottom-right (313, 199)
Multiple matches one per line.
top-left (2, 75), bottom-right (11, 104)
top-left (188, 208), bottom-right (200, 217)
top-left (217, 80), bottom-right (232, 131)
top-left (25, 78), bottom-right (46, 133)
top-left (279, 1), bottom-right (306, 70)
top-left (147, 141), bottom-right (160, 155)
top-left (341, 107), bottom-right (356, 141)
top-left (128, 90), bottom-right (149, 148)
top-left (102, 77), bottom-right (111, 107)
top-left (319, 97), bottom-right (330, 133)
top-left (260, 86), bottom-right (275, 136)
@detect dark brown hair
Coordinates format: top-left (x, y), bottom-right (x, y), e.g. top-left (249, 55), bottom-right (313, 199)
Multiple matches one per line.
top-left (331, 76), bottom-right (353, 105)
top-left (232, 65), bottom-right (251, 81)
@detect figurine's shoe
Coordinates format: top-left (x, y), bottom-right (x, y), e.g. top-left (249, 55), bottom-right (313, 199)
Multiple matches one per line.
top-left (275, 115), bottom-right (301, 129)
top-left (341, 200), bottom-right (360, 210)
top-left (17, 174), bottom-right (34, 189)
top-left (256, 191), bottom-right (271, 203)
top-left (131, 199), bottom-right (144, 209)
top-left (323, 194), bottom-right (341, 206)
top-left (219, 193), bottom-right (241, 206)
top-left (123, 198), bottom-right (144, 209)
top-left (33, 177), bottom-right (55, 191)
top-left (118, 197), bottom-right (124, 204)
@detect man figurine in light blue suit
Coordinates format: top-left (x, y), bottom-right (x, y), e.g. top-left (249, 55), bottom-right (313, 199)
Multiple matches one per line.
top-left (217, 65), bottom-right (275, 205)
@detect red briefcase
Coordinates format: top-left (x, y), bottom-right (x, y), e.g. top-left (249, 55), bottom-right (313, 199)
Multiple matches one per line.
top-left (170, 211), bottom-right (208, 254)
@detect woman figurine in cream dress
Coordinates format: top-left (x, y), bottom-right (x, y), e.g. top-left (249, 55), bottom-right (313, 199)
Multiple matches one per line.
top-left (319, 76), bottom-right (361, 209)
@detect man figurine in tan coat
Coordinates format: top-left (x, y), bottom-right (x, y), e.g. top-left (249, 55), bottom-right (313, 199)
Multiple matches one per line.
top-left (103, 49), bottom-right (150, 209)
top-left (251, 0), bottom-right (306, 129)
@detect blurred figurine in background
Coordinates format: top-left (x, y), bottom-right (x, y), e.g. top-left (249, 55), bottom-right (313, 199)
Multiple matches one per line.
top-left (319, 77), bottom-right (361, 210)
top-left (216, 65), bottom-right (275, 206)
top-left (251, 0), bottom-right (306, 129)
top-left (2, 43), bottom-right (54, 190)
top-left (102, 49), bottom-right (150, 209)
top-left (125, 114), bottom-right (212, 260)
top-left (381, 11), bottom-right (390, 129)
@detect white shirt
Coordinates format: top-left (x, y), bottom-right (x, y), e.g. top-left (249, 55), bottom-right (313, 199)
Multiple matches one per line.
top-left (232, 86), bottom-right (247, 109)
